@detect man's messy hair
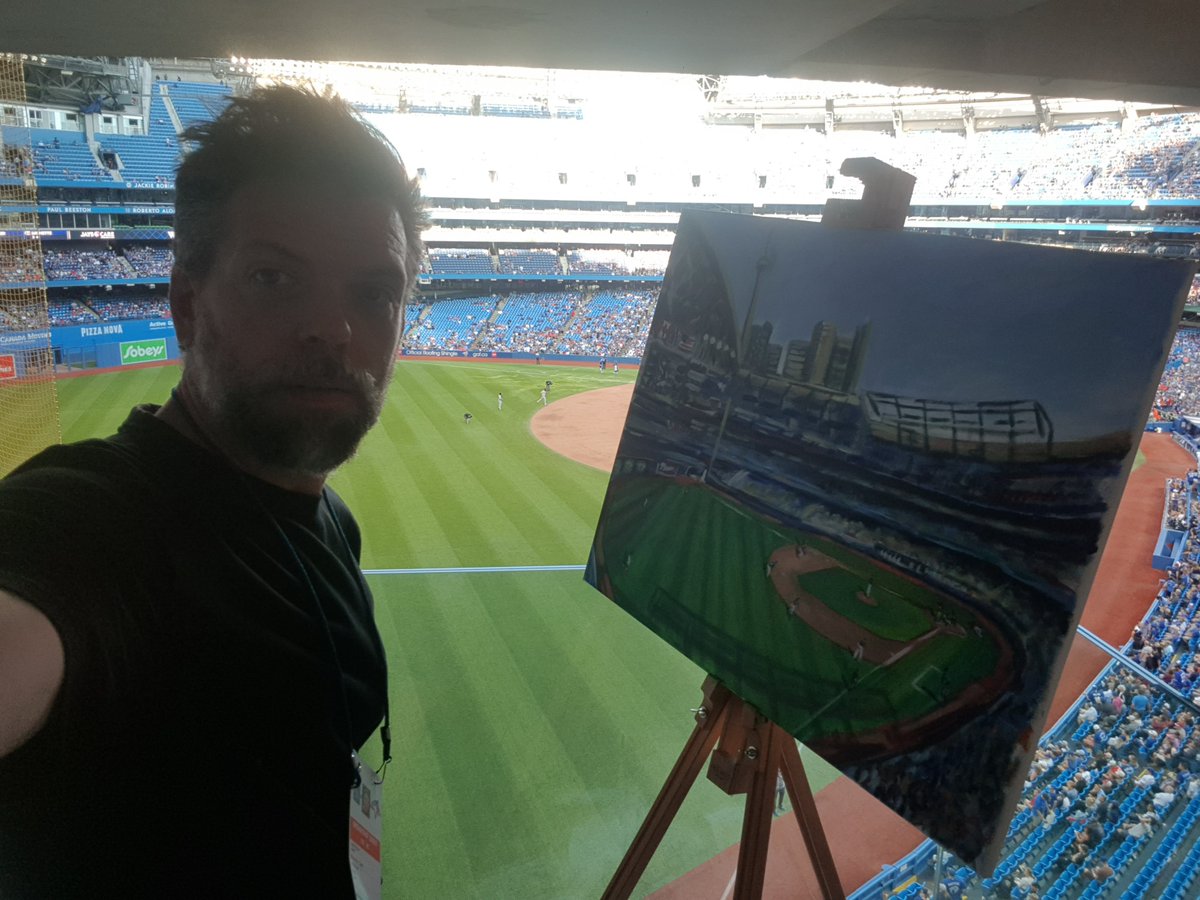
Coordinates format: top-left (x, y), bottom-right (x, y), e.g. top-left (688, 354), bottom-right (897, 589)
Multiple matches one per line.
top-left (174, 84), bottom-right (428, 292)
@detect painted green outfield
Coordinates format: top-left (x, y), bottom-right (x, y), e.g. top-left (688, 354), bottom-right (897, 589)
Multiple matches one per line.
top-left (596, 477), bottom-right (1002, 749)
top-left (52, 360), bottom-right (843, 899)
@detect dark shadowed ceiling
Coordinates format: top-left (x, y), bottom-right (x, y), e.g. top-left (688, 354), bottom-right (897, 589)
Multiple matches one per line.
top-left (5, 0), bottom-right (1200, 105)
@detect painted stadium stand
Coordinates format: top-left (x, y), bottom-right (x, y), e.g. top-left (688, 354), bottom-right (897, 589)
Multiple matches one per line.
top-left (854, 446), bottom-right (1200, 899)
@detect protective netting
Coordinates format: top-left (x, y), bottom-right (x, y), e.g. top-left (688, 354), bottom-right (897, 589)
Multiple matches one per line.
top-left (0, 55), bottom-right (61, 476)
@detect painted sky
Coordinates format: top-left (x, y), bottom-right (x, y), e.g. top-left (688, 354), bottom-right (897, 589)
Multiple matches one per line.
top-left (690, 212), bottom-right (1194, 440)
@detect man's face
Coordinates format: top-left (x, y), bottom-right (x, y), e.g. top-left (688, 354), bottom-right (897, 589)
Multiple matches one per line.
top-left (172, 181), bottom-right (409, 479)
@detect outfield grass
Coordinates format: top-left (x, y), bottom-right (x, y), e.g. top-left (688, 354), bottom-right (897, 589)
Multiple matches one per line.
top-left (54, 360), bottom-right (842, 899)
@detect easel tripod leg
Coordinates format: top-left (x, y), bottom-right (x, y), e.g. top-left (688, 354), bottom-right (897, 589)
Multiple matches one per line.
top-left (731, 722), bottom-right (783, 900)
top-left (601, 684), bottom-right (734, 900)
top-left (779, 734), bottom-right (844, 900)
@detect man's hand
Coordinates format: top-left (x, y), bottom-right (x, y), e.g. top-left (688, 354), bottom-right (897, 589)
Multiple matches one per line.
top-left (0, 588), bottom-right (63, 757)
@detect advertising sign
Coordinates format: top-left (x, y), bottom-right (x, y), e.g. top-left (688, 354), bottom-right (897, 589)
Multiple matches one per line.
top-left (119, 338), bottom-right (167, 365)
top-left (0, 355), bottom-right (15, 379)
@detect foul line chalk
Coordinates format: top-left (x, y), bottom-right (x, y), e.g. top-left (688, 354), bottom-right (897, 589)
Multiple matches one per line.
top-left (363, 564), bottom-right (587, 575)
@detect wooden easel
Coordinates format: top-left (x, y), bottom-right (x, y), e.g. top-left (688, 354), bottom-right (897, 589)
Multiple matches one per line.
top-left (602, 677), bottom-right (844, 900)
top-left (603, 159), bottom-right (915, 900)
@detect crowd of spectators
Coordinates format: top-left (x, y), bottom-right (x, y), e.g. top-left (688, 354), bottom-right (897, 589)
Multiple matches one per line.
top-left (0, 245), bottom-right (178, 287)
top-left (0, 303), bottom-right (49, 330)
top-left (47, 300), bottom-right (97, 325)
top-left (122, 245), bottom-right (174, 278)
top-left (1122, 490), bottom-right (1200, 709)
top-left (896, 661), bottom-right (1200, 900)
top-left (86, 295), bottom-right (170, 322)
top-left (1154, 329), bottom-right (1200, 421)
top-left (1165, 475), bottom-right (1193, 530)
top-left (42, 248), bottom-right (133, 282)
top-left (472, 292), bottom-right (584, 353)
top-left (553, 290), bottom-right (657, 357)
top-left (399, 290), bottom-right (658, 356)
top-left (0, 248), bottom-right (44, 284)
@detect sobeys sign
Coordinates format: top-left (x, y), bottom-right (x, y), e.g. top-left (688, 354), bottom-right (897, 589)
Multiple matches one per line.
top-left (119, 338), bottom-right (167, 365)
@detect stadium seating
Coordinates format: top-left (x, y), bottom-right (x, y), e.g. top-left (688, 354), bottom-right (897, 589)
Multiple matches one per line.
top-left (86, 295), bottom-right (170, 321)
top-left (47, 299), bottom-right (98, 325)
top-left (122, 245), bottom-right (174, 277)
top-left (555, 290), bottom-right (657, 356)
top-left (164, 80), bottom-right (233, 130)
top-left (93, 132), bottom-right (179, 187)
top-left (404, 296), bottom-right (498, 350)
top-left (473, 292), bottom-right (584, 352)
top-left (42, 248), bottom-right (133, 282)
top-left (428, 249), bottom-right (495, 276)
top-left (0, 126), bottom-right (112, 184)
top-left (497, 249), bottom-right (561, 275)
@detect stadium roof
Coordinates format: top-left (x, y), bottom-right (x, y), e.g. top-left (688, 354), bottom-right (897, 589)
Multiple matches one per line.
top-left (7, 0), bottom-right (1200, 106)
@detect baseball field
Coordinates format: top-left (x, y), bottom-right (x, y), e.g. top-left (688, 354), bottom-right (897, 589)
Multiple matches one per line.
top-left (594, 475), bottom-right (1006, 763)
top-left (52, 358), bottom-right (841, 899)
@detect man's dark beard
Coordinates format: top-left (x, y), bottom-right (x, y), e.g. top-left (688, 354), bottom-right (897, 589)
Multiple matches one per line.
top-left (198, 355), bottom-right (384, 476)
top-left (218, 388), bottom-right (376, 475)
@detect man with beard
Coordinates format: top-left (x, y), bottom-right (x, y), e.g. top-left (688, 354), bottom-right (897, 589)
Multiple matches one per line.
top-left (0, 86), bottom-right (426, 897)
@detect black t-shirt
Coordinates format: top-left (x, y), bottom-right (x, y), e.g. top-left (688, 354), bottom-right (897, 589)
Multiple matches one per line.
top-left (0, 406), bottom-right (388, 898)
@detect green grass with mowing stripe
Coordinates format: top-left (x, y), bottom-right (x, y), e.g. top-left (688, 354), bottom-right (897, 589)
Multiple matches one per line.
top-left (53, 360), bottom-right (842, 898)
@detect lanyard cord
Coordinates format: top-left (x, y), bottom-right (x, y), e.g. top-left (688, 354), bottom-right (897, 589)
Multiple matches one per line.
top-left (167, 388), bottom-right (392, 785)
top-left (322, 490), bottom-right (393, 782)
top-left (261, 500), bottom-right (361, 789)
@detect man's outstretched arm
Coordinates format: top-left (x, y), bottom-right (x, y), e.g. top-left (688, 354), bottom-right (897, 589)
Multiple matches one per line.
top-left (0, 588), bottom-right (63, 758)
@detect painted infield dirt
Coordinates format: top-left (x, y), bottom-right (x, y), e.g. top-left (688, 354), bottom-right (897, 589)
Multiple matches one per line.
top-left (532, 387), bottom-right (1190, 897)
